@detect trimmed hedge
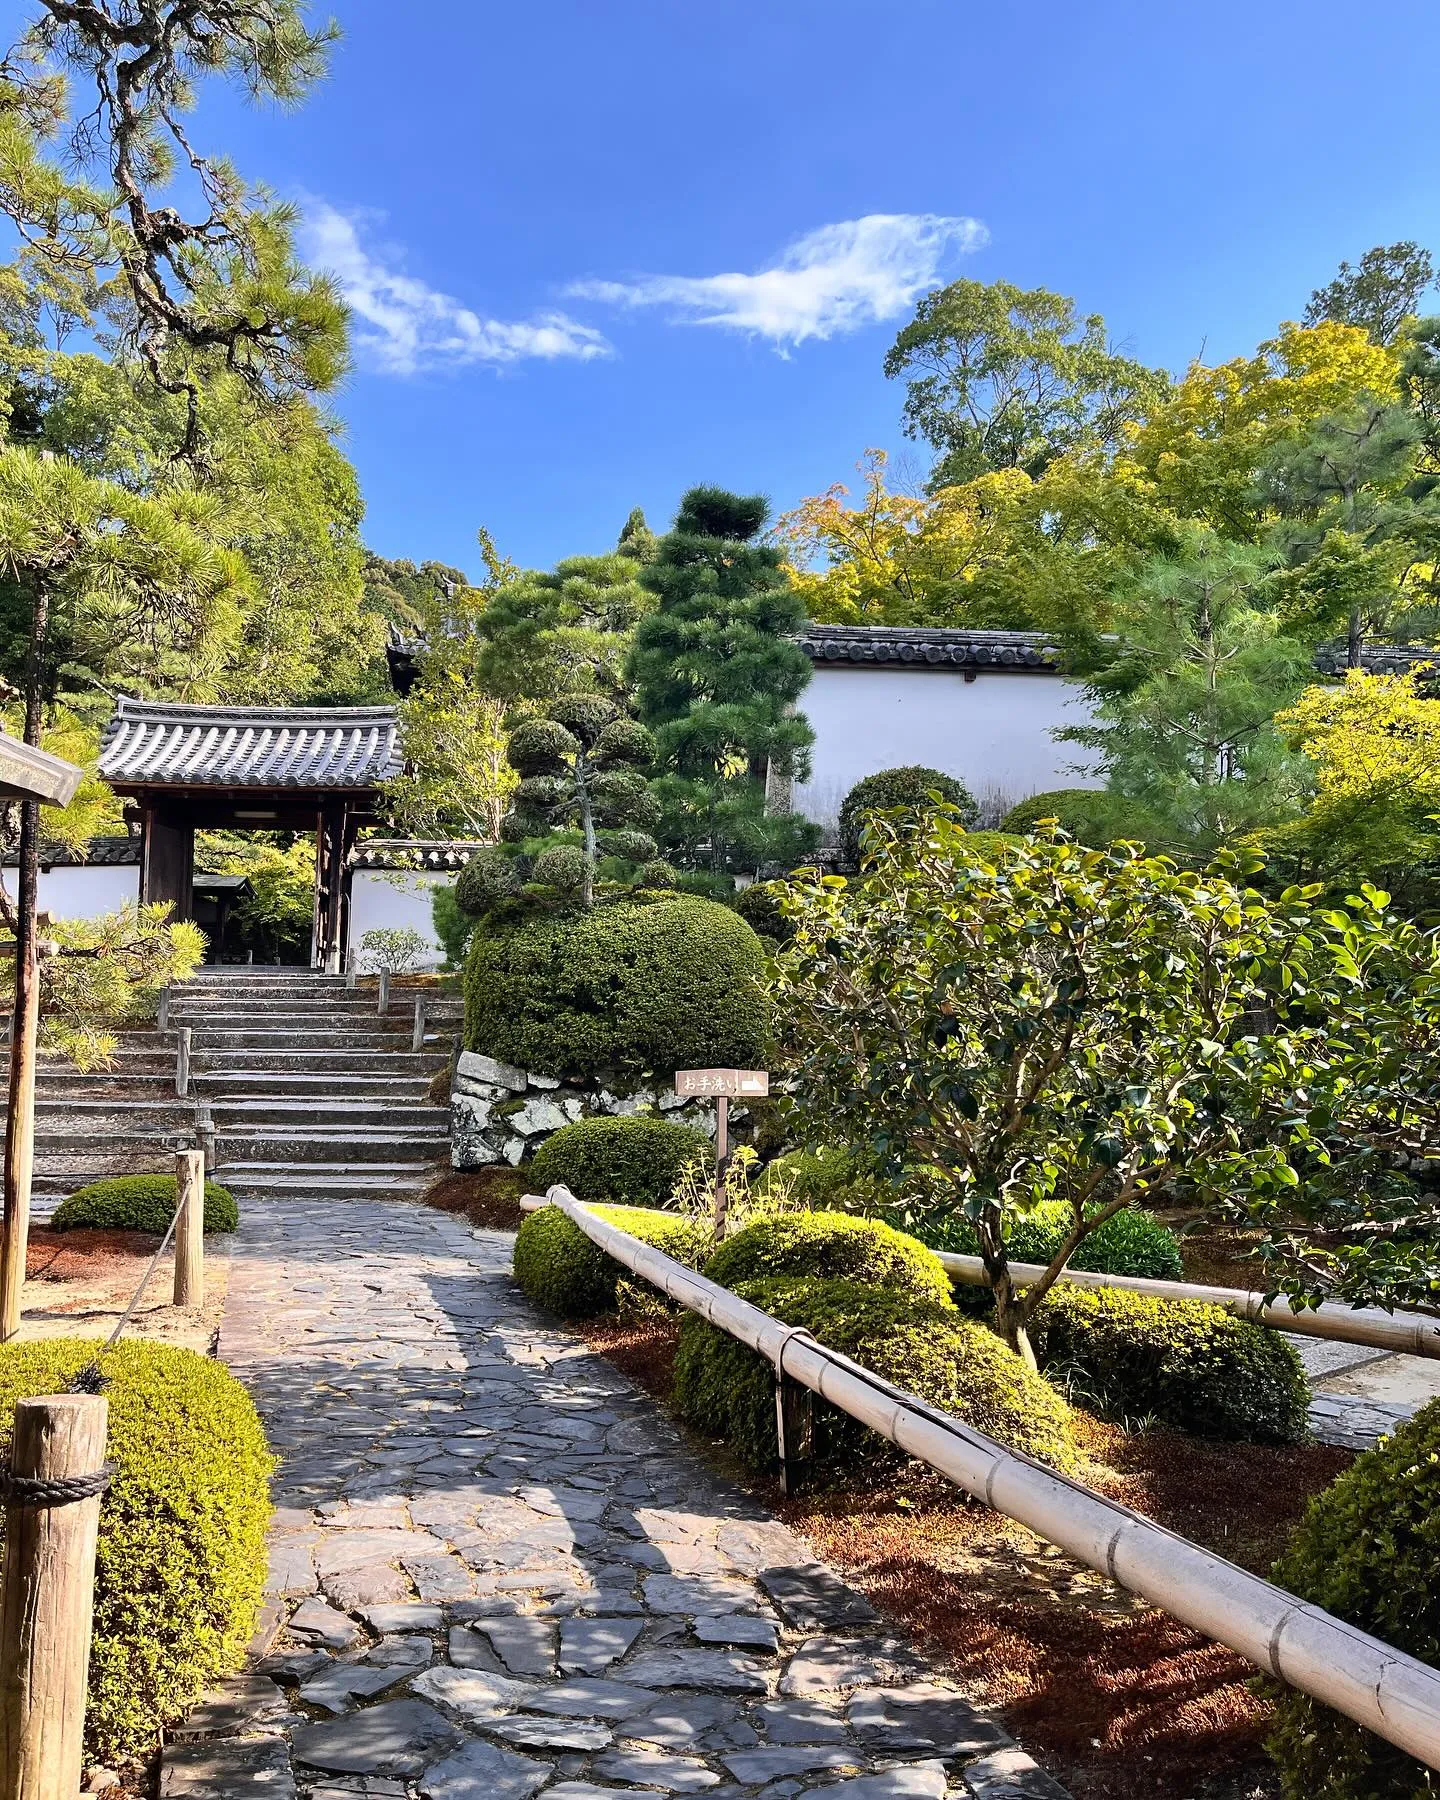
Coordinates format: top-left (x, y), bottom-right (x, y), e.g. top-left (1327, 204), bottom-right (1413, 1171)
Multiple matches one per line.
top-left (838, 765), bottom-right (978, 865)
top-left (1000, 787), bottom-right (1156, 847)
top-left (675, 1276), bottom-right (1075, 1477)
top-left (0, 1339), bottom-right (273, 1762)
top-left (1029, 1284), bottom-right (1310, 1443)
top-left (51, 1174), bottom-right (238, 1236)
top-left (464, 895), bottom-right (768, 1082)
top-left (530, 1116), bottom-right (711, 1209)
top-left (728, 881), bottom-right (794, 946)
top-left (512, 1202), bottom-right (713, 1318)
top-left (755, 1147), bottom-right (881, 1211)
top-left (1267, 1397), bottom-right (1440, 1798)
top-left (920, 1200), bottom-right (1184, 1282)
top-left (702, 1210), bottom-right (955, 1308)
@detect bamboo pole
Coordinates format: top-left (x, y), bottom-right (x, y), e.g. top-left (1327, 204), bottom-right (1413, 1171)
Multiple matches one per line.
top-left (173, 1149), bottom-right (204, 1310)
top-left (0, 1394), bottom-right (108, 1799)
top-left (538, 1186), bottom-right (1440, 1769)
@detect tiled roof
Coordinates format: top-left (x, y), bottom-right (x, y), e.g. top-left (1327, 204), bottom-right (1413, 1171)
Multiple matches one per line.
top-left (2, 835), bottom-right (141, 868)
top-left (799, 624), bottom-right (1061, 670)
top-left (1312, 642), bottom-right (1439, 677)
top-left (99, 697), bottom-right (402, 791)
top-left (351, 838), bottom-right (490, 871)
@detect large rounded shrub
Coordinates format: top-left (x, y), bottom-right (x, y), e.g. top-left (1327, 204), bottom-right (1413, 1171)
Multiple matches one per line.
top-left (1028, 1285), bottom-right (1310, 1443)
top-left (838, 766), bottom-right (977, 865)
top-left (51, 1174), bottom-right (238, 1235)
top-left (920, 1200), bottom-right (1184, 1282)
top-left (0, 1339), bottom-right (273, 1761)
top-left (675, 1276), bottom-right (1075, 1477)
top-left (703, 1210), bottom-right (954, 1308)
top-left (1267, 1397), bottom-right (1440, 1798)
top-left (530, 1116), bottom-right (711, 1209)
top-left (755, 1147), bottom-right (882, 1211)
top-left (512, 1202), bottom-right (713, 1318)
top-left (464, 895), bottom-right (768, 1082)
top-left (1001, 788), bottom-right (1156, 847)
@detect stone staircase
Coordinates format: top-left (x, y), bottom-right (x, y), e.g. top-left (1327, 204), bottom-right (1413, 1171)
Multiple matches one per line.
top-left (175, 969), bottom-right (456, 1205)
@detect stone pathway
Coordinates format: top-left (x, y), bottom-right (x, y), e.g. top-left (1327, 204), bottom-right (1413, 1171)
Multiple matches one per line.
top-left (162, 1200), bottom-right (1067, 1799)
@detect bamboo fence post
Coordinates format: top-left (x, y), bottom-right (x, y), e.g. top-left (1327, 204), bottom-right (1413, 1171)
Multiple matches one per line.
top-left (377, 968), bottom-right (390, 1016)
top-left (345, 947), bottom-right (357, 990)
top-left (175, 1027), bottom-right (191, 1099)
top-left (0, 1393), bottom-right (108, 1800)
top-left (173, 1149), bottom-right (204, 1310)
top-left (411, 993), bottom-right (427, 1053)
top-left (156, 986), bottom-right (169, 1034)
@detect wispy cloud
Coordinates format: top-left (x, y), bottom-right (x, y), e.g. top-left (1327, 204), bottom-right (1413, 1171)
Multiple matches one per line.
top-left (302, 202), bottom-right (612, 376)
top-left (569, 213), bottom-right (987, 349)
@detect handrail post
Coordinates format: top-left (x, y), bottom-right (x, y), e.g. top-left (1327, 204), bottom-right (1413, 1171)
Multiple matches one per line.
top-left (377, 968), bottom-right (390, 1016)
top-left (775, 1369), bottom-right (813, 1497)
top-left (0, 1393), bottom-right (108, 1800)
top-left (345, 947), bottom-right (357, 990)
top-left (173, 1149), bottom-right (204, 1310)
top-left (195, 1103), bottom-right (215, 1171)
top-left (411, 993), bottom-right (426, 1053)
top-left (175, 1027), bottom-right (191, 1099)
top-left (157, 985), bottom-right (169, 1034)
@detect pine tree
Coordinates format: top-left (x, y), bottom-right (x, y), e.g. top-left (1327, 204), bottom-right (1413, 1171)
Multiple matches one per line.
top-left (616, 507), bottom-right (658, 562)
top-left (629, 487), bottom-right (818, 875)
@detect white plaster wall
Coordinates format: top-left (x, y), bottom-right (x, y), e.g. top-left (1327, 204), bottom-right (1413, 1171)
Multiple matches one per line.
top-left (350, 869), bottom-right (449, 968)
top-left (793, 666), bottom-right (1100, 830)
top-left (23, 864), bottom-right (139, 922)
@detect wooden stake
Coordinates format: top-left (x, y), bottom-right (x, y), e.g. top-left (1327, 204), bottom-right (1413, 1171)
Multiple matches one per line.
top-left (173, 1150), bottom-right (204, 1310)
top-left (411, 993), bottom-right (427, 1053)
top-left (712, 1095), bottom-right (731, 1239)
top-left (0, 813), bottom-right (41, 1345)
top-left (175, 1027), bottom-right (191, 1099)
top-left (0, 1393), bottom-right (108, 1800)
top-left (377, 968), bottom-right (390, 1016)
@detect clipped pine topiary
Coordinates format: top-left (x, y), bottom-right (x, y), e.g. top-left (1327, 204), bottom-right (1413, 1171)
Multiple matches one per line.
top-left (51, 1174), bottom-right (238, 1235)
top-left (702, 1210), bottom-right (955, 1309)
top-left (674, 1275), bottom-right (1075, 1477)
top-left (919, 1199), bottom-right (1184, 1281)
top-left (838, 765), bottom-right (977, 866)
top-left (0, 1338), bottom-right (273, 1762)
top-left (530, 1115), bottom-right (712, 1209)
top-left (1028, 1284), bottom-right (1310, 1442)
top-left (1266, 1397), bottom-right (1440, 1798)
top-left (512, 1202), bottom-right (714, 1318)
top-left (464, 894), bottom-right (768, 1083)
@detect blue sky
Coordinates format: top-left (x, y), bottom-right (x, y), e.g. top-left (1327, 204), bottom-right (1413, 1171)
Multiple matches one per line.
top-left (74, 0), bottom-right (1440, 574)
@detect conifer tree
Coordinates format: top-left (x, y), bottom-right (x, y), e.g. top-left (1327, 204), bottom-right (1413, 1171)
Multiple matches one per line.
top-left (629, 487), bottom-right (817, 875)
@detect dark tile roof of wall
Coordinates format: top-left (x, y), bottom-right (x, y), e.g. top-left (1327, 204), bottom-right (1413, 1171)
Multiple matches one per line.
top-left (799, 624), bottom-right (1061, 670)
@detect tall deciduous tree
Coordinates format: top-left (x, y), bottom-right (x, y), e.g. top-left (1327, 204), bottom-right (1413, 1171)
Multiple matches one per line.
top-left (629, 487), bottom-right (817, 876)
top-left (1304, 242), bottom-right (1436, 346)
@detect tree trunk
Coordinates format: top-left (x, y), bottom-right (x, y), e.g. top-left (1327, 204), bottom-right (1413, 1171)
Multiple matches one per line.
top-left (1347, 607), bottom-right (1363, 671)
top-left (577, 768), bottom-right (596, 910)
top-left (0, 582), bottom-right (49, 1341)
top-left (975, 1201), bottom-right (1038, 1371)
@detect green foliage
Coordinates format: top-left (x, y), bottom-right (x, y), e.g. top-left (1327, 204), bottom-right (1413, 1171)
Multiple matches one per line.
top-left (475, 552), bottom-right (653, 706)
top-left (0, 1339), bottom-right (273, 1761)
top-left (838, 765), bottom-right (978, 865)
top-left (702, 1210), bottom-right (955, 1308)
top-left (1029, 1285), bottom-right (1310, 1441)
top-left (923, 1200), bottom-right (1184, 1281)
top-left (674, 1276), bottom-right (1075, 1476)
top-left (629, 487), bottom-right (818, 876)
top-left (1266, 1396), bottom-right (1440, 1797)
top-left (358, 926), bottom-right (430, 973)
top-left (531, 842), bottom-right (588, 895)
top-left (197, 833), bottom-right (314, 964)
top-left (455, 846), bottom-right (524, 918)
top-left (1304, 243), bottom-right (1436, 347)
top-left (431, 882), bottom-right (474, 968)
top-left (728, 880), bottom-right (795, 945)
top-left (530, 1116), bottom-right (712, 1209)
top-left (754, 1147), bottom-right (882, 1211)
top-left (511, 1202), bottom-right (713, 1318)
top-left (52, 1174), bottom-right (238, 1235)
top-left (1001, 788), bottom-right (1158, 847)
top-left (464, 895), bottom-right (768, 1083)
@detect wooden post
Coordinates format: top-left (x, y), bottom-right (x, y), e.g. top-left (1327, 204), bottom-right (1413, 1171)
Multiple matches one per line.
top-left (175, 1026), bottom-right (191, 1098)
top-left (411, 993), bottom-right (427, 1053)
top-left (173, 1150), bottom-right (204, 1310)
top-left (195, 1104), bottom-right (215, 1171)
top-left (377, 968), bottom-right (390, 1016)
top-left (345, 946), bottom-right (357, 989)
top-left (775, 1370), bottom-right (814, 1497)
top-left (0, 1393), bottom-right (108, 1800)
top-left (157, 985), bottom-right (169, 1034)
top-left (712, 1095), bottom-right (731, 1238)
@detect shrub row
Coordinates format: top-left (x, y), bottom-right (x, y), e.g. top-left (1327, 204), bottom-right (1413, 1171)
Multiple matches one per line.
top-left (921, 1198), bottom-right (1185, 1282)
top-left (511, 1202), bottom-right (713, 1318)
top-left (52, 1174), bottom-right (239, 1236)
top-left (529, 1115), bottom-right (711, 1210)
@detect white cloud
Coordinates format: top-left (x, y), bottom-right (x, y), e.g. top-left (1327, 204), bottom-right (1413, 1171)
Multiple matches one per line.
top-left (568, 213), bottom-right (988, 349)
top-left (302, 202), bottom-right (612, 375)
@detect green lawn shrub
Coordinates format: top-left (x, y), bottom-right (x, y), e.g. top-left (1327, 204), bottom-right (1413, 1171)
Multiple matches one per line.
top-left (0, 1338), bottom-right (273, 1762)
top-left (674, 1275), bottom-right (1075, 1477)
top-left (1267, 1397), bottom-right (1440, 1798)
top-left (727, 880), bottom-right (795, 945)
top-left (464, 895), bottom-right (768, 1082)
top-left (755, 1147), bottom-right (883, 1211)
top-left (839, 765), bottom-right (977, 865)
top-left (1028, 1284), bottom-right (1310, 1443)
top-left (530, 1116), bottom-right (711, 1209)
top-left (1000, 788), bottom-right (1158, 847)
top-left (703, 1209), bottom-right (954, 1308)
top-left (512, 1202), bottom-right (713, 1318)
top-left (919, 1200), bottom-right (1184, 1281)
top-left (51, 1174), bottom-right (238, 1235)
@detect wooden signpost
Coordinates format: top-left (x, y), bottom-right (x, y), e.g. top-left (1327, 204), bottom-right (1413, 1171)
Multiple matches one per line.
top-left (674, 1068), bottom-right (769, 1236)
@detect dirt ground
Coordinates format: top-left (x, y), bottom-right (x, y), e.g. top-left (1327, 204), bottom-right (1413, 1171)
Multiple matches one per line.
top-left (423, 1164), bottom-right (529, 1232)
top-left (20, 1224), bottom-right (230, 1353)
top-left (582, 1316), bottom-right (1354, 1800)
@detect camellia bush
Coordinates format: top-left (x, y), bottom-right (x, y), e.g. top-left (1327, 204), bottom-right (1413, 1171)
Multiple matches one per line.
top-left (768, 806), bottom-right (1430, 1362)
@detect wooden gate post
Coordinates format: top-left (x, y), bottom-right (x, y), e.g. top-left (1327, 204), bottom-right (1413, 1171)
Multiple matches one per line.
top-left (173, 1149), bottom-right (205, 1310)
top-left (0, 1394), bottom-right (108, 1800)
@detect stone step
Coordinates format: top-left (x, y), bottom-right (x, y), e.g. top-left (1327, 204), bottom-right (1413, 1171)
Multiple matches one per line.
top-left (32, 1145), bottom-right (180, 1181)
top-left (212, 1161), bottom-right (440, 1200)
top-left (205, 1099), bottom-right (445, 1130)
top-left (35, 1070), bottom-right (181, 1096)
top-left (194, 1072), bottom-right (436, 1101)
top-left (172, 997), bottom-right (463, 1019)
top-left (182, 1028), bottom-right (418, 1052)
top-left (191, 1050), bottom-right (446, 1076)
top-left (22, 1098), bottom-right (194, 1131)
top-left (214, 1129), bottom-right (446, 1164)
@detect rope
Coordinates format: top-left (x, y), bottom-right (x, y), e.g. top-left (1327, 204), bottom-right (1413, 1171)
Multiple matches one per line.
top-left (0, 1466), bottom-right (113, 1509)
top-left (66, 1191), bottom-right (187, 1397)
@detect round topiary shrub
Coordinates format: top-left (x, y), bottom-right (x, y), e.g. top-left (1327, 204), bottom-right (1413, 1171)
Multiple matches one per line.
top-left (674, 1275), bottom-right (1075, 1477)
top-left (512, 1202), bottom-right (714, 1318)
top-left (455, 846), bottom-right (524, 918)
top-left (636, 860), bottom-right (678, 889)
top-left (530, 1115), bottom-right (712, 1209)
top-left (601, 829), bottom-right (660, 864)
top-left (729, 881), bottom-right (794, 945)
top-left (464, 895), bottom-right (769, 1082)
top-left (1000, 788), bottom-right (1155, 847)
top-left (1028, 1284), bottom-right (1310, 1443)
top-left (1266, 1397), bottom-right (1440, 1798)
top-left (0, 1338), bottom-right (273, 1762)
top-left (532, 842), bottom-right (588, 895)
top-left (703, 1210), bottom-right (955, 1309)
top-left (51, 1174), bottom-right (238, 1236)
top-left (919, 1200), bottom-right (1184, 1282)
top-left (838, 766), bottom-right (978, 865)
